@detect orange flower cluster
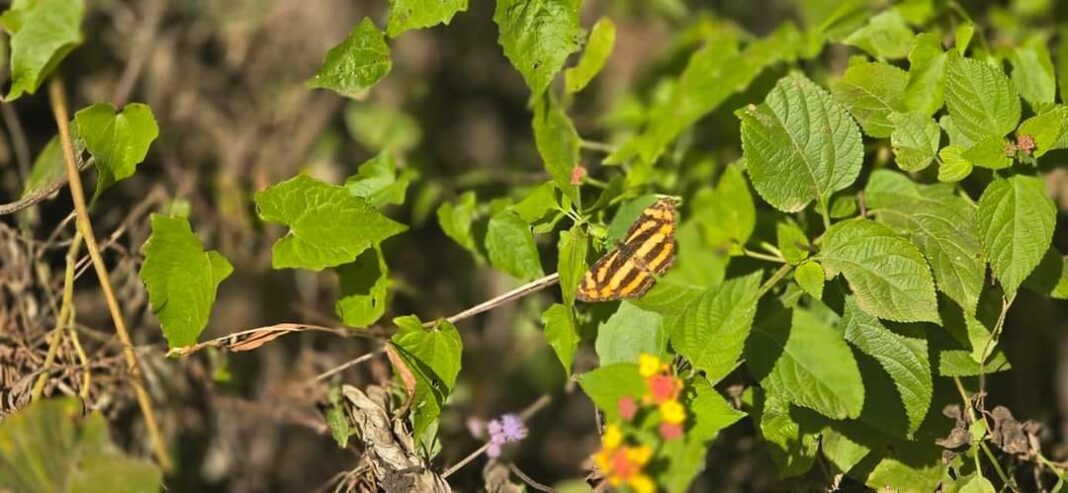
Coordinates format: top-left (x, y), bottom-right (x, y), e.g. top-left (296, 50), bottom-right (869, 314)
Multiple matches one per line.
top-left (637, 353), bottom-right (686, 440)
top-left (592, 424), bottom-right (655, 493)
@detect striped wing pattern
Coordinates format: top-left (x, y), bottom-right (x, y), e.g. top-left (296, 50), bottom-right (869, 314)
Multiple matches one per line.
top-left (576, 198), bottom-right (678, 302)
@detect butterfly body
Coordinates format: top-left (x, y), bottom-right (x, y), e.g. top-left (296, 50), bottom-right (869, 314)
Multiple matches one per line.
top-left (576, 198), bottom-right (678, 302)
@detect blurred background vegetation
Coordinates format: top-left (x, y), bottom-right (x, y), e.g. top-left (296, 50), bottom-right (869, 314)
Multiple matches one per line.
top-left (2, 0), bottom-right (1067, 491)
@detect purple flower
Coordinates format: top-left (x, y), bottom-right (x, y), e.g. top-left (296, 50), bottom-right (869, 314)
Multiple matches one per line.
top-left (485, 413), bottom-right (528, 459)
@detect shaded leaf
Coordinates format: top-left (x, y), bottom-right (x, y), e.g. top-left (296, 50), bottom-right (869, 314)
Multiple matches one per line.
top-left (541, 303), bottom-right (579, 376)
top-left (754, 391), bottom-right (820, 478)
top-left (692, 164), bottom-right (755, 254)
top-left (777, 220), bottom-right (811, 265)
top-left (437, 191), bottom-right (481, 259)
top-left (1011, 40), bottom-right (1056, 111)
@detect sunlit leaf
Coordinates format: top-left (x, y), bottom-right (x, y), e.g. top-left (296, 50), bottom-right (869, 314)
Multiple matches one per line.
top-left (307, 18), bottom-right (391, 98)
top-left (564, 17), bottom-right (615, 94)
top-left (493, 0), bottom-right (581, 95)
top-left (2, 0), bottom-right (83, 101)
top-left (977, 175), bottom-right (1056, 297)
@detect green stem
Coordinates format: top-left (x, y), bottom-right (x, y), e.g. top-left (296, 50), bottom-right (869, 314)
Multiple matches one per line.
top-left (758, 264), bottom-right (794, 298)
top-left (742, 247), bottom-right (786, 264)
top-left (579, 139), bottom-right (618, 154)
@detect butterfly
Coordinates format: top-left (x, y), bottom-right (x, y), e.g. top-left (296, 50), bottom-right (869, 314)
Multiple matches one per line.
top-left (576, 197), bottom-right (678, 302)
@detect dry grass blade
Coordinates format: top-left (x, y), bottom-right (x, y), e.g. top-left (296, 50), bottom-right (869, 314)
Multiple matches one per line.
top-left (384, 343), bottom-right (417, 417)
top-left (167, 323), bottom-right (348, 357)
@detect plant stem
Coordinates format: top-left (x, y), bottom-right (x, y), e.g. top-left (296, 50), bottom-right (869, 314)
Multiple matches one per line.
top-left (433, 273), bottom-right (560, 327)
top-left (579, 139), bottom-right (618, 154)
top-left (49, 78), bottom-right (171, 471)
top-left (742, 247), bottom-right (786, 264)
top-left (30, 232), bottom-right (84, 401)
top-left (757, 264), bottom-right (794, 298)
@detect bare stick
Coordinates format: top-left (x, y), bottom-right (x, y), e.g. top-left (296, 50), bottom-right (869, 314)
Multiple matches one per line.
top-left (508, 463), bottom-right (553, 492)
top-left (49, 78), bottom-right (171, 471)
top-left (432, 273), bottom-right (560, 327)
top-left (312, 348), bottom-right (383, 383)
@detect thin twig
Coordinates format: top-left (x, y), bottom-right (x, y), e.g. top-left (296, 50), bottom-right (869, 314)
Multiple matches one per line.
top-left (0, 156), bottom-right (94, 215)
top-left (508, 463), bottom-right (553, 492)
top-left (312, 348), bottom-right (384, 383)
top-left (49, 78), bottom-right (171, 471)
top-left (30, 232), bottom-right (83, 400)
top-left (433, 273), bottom-right (560, 327)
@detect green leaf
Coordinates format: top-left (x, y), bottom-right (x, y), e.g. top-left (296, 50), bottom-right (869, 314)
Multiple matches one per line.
top-left (564, 17), bottom-right (615, 94)
top-left (532, 94), bottom-right (579, 202)
top-left (541, 303), bottom-right (578, 376)
top-left (777, 220), bottom-right (811, 265)
top-left (662, 273), bottom-right (761, 383)
top-left (557, 224), bottom-right (587, 307)
top-left (795, 260), bottom-right (825, 299)
top-left (577, 364), bottom-right (646, 421)
top-left (1016, 105), bottom-right (1068, 157)
top-left (307, 18), bottom-right (391, 98)
top-left (3, 0), bottom-right (83, 101)
top-left (140, 214), bottom-right (233, 349)
top-left (888, 112), bottom-right (940, 171)
top-left (754, 391), bottom-right (820, 478)
top-left (977, 175), bottom-right (1057, 297)
top-left (437, 191), bottom-right (480, 258)
top-left (944, 51), bottom-right (1021, 142)
top-left (748, 306), bottom-right (865, 419)
top-left (73, 103), bottom-right (159, 193)
top-left (842, 298), bottom-right (931, 436)
top-left (335, 247), bottom-right (390, 328)
top-left (739, 72), bottom-right (863, 213)
top-left (596, 302), bottom-right (666, 366)
top-left (386, 0), bottom-right (467, 37)
top-left (325, 388), bottom-right (352, 448)
top-left (660, 383), bottom-right (746, 492)
top-left (937, 145), bottom-right (973, 182)
top-left (954, 23), bottom-right (974, 55)
top-left (862, 442), bottom-right (945, 492)
top-left (1023, 248), bottom-right (1068, 300)
top-left (865, 170), bottom-right (984, 314)
top-left (344, 152), bottom-right (409, 207)
top-left (692, 164), bottom-right (755, 254)
top-left (21, 135), bottom-right (78, 199)
top-left (485, 210), bottom-right (543, 280)
top-left (255, 174), bottom-right (408, 270)
top-left (817, 219), bottom-right (940, 323)
top-left (939, 349), bottom-right (1011, 376)
top-left (904, 33), bottom-right (947, 115)
top-left (843, 10), bottom-right (914, 60)
top-left (959, 475), bottom-right (997, 493)
top-left (961, 135), bottom-right (1012, 170)
top-left (344, 102), bottom-right (421, 152)
top-left (821, 426), bottom-right (870, 474)
top-left (493, 0), bottom-right (580, 95)
top-left (832, 62), bottom-right (908, 138)
top-left (0, 398), bottom-right (161, 493)
top-left (1010, 40), bottom-right (1056, 111)
top-left (512, 181), bottom-right (560, 226)
top-left (392, 316), bottom-right (463, 391)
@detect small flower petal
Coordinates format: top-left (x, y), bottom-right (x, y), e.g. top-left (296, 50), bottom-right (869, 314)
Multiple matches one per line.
top-left (638, 353), bottom-right (662, 378)
top-left (603, 423), bottom-right (623, 450)
top-left (618, 396), bottom-right (638, 421)
top-left (629, 474), bottom-right (656, 493)
top-left (659, 421), bottom-right (684, 441)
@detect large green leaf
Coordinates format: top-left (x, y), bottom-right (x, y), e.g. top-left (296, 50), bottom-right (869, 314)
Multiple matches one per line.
top-left (817, 219), bottom-right (940, 323)
top-left (140, 214), bottom-right (233, 349)
top-left (493, 0), bottom-right (580, 95)
top-left (73, 103), bottom-right (159, 194)
top-left (595, 302), bottom-right (666, 365)
top-left (888, 112), bottom-right (940, 171)
top-left (977, 175), bottom-right (1057, 297)
top-left (865, 170), bottom-right (983, 314)
top-left (739, 72), bottom-right (863, 213)
top-left (0, 398), bottom-right (161, 493)
top-left (541, 303), bottom-right (579, 376)
top-left (532, 94), bottom-right (579, 201)
top-left (904, 33), bottom-right (946, 116)
top-left (662, 273), bottom-right (762, 383)
top-left (2, 0), bottom-right (83, 101)
top-left (564, 17), bottom-right (615, 94)
top-left (387, 0), bottom-right (467, 37)
top-left (832, 61), bottom-right (908, 138)
top-left (944, 51), bottom-right (1021, 142)
top-left (842, 298), bottom-right (931, 436)
top-left (307, 18), bottom-right (391, 98)
top-left (335, 246), bottom-right (390, 328)
top-left (747, 307), bottom-right (865, 420)
top-left (255, 174), bottom-right (408, 270)
top-left (485, 210), bottom-right (543, 280)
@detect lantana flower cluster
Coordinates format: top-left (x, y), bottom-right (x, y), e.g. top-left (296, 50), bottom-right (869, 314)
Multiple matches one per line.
top-left (591, 354), bottom-right (688, 492)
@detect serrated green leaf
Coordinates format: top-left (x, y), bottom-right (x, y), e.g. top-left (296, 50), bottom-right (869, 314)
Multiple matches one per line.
top-left (344, 152), bottom-right (409, 207)
top-left (1016, 105), bottom-right (1068, 157)
top-left (344, 102), bottom-right (421, 152)
top-left (541, 303), bottom-right (578, 376)
top-left (493, 0), bottom-right (580, 95)
top-left (437, 191), bottom-right (480, 258)
top-left (692, 165), bottom-right (755, 254)
top-left (335, 246), bottom-right (390, 328)
top-left (777, 220), bottom-right (811, 265)
top-left (843, 10), bottom-right (913, 60)
top-left (0, 398), bottom-right (161, 493)
top-left (739, 72), bottom-right (863, 213)
top-left (842, 297), bottom-right (931, 436)
top-left (748, 306), bottom-right (865, 419)
top-left (1011, 40), bottom-right (1056, 111)
top-left (888, 112), bottom-right (940, 171)
top-left (865, 170), bottom-right (984, 314)
top-left (939, 349), bottom-right (1011, 376)
top-left (564, 17), bottom-right (614, 94)
top-left (961, 135), bottom-right (1012, 170)
top-left (74, 103), bottom-right (158, 194)
top-left (821, 426), bottom-right (870, 474)
top-left (832, 62), bottom-right (908, 138)
top-left (937, 145), bottom-right (973, 182)
top-left (595, 302), bottom-right (666, 365)
top-left (140, 214), bottom-right (233, 349)
top-left (532, 94), bottom-right (579, 202)
top-left (863, 441), bottom-right (945, 492)
top-left (485, 210), bottom-right (543, 280)
top-left (904, 33), bottom-right (947, 116)
top-left (944, 51), bottom-right (1021, 142)
top-left (576, 364), bottom-right (646, 421)
top-left (255, 174), bottom-right (408, 270)
top-left (795, 260), bottom-right (825, 299)
top-left (755, 391), bottom-right (820, 478)
top-left (817, 219), bottom-right (940, 323)
top-left (557, 224), bottom-right (587, 307)
top-left (3, 0), bottom-right (83, 101)
top-left (977, 175), bottom-right (1057, 297)
top-left (307, 18), bottom-right (390, 98)
top-left (386, 0), bottom-right (467, 37)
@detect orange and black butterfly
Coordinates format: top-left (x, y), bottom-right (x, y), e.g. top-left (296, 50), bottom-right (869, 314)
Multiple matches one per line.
top-left (576, 197), bottom-right (678, 302)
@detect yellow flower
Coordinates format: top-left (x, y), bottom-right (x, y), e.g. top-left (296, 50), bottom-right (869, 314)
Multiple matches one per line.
top-left (638, 353), bottom-right (663, 378)
top-left (659, 399), bottom-right (686, 425)
top-left (629, 474), bottom-right (656, 493)
top-left (603, 423), bottom-right (623, 449)
top-left (593, 449), bottom-right (612, 473)
top-left (626, 444), bottom-right (653, 466)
